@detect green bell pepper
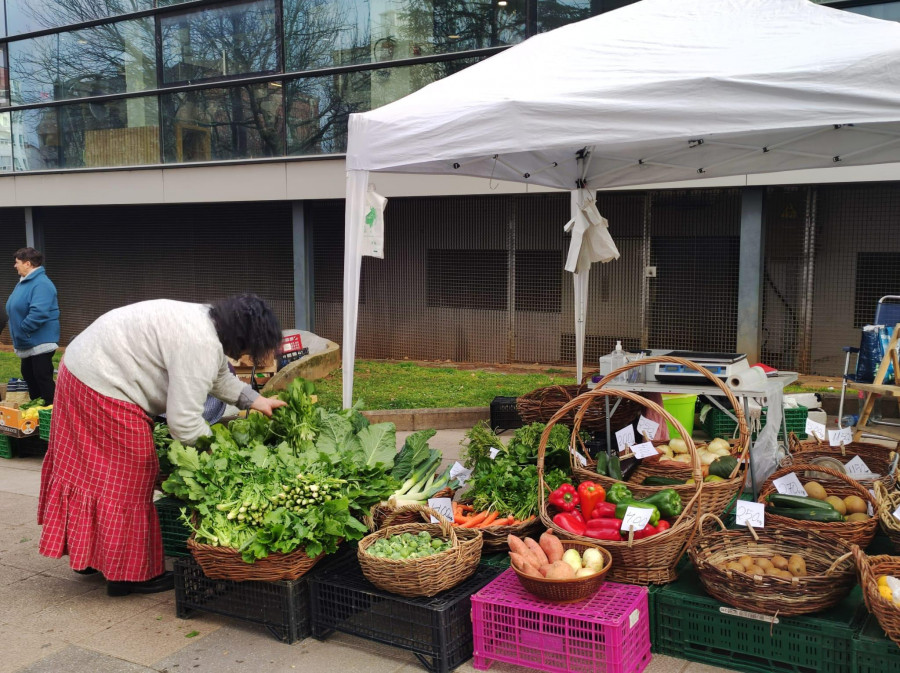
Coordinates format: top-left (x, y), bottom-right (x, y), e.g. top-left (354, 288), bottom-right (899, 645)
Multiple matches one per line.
top-left (614, 501), bottom-right (660, 526)
top-left (636, 488), bottom-right (683, 518)
top-left (606, 483), bottom-right (633, 505)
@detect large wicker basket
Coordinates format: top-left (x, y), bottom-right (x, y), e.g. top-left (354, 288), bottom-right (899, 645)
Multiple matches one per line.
top-left (688, 514), bottom-right (856, 616)
top-left (367, 487), bottom-right (455, 530)
top-left (187, 537), bottom-right (325, 582)
top-left (462, 511), bottom-right (542, 552)
top-left (571, 355), bottom-right (749, 518)
top-left (756, 463), bottom-right (879, 548)
top-left (854, 546), bottom-right (900, 649)
top-left (786, 433), bottom-right (898, 492)
top-left (357, 504), bottom-right (483, 597)
top-left (875, 480), bottom-right (900, 553)
top-left (517, 379), bottom-right (642, 432)
top-left (539, 388), bottom-right (702, 585)
top-left (512, 539), bottom-right (612, 603)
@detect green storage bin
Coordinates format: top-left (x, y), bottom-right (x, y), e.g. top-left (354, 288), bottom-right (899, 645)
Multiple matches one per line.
top-left (853, 614), bottom-right (900, 673)
top-left (0, 434), bottom-right (11, 459)
top-left (154, 496), bottom-right (192, 557)
top-left (663, 393), bottom-right (696, 439)
top-left (38, 407), bottom-right (52, 441)
top-left (655, 564), bottom-right (866, 673)
top-left (704, 405), bottom-right (809, 441)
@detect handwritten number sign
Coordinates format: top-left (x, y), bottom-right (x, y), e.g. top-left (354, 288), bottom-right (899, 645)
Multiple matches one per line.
top-left (735, 501), bottom-right (765, 528)
top-left (829, 426), bottom-right (853, 447)
top-left (616, 425), bottom-right (636, 453)
top-left (620, 506), bottom-right (653, 533)
top-left (636, 416), bottom-right (659, 440)
top-left (428, 497), bottom-right (454, 524)
top-left (805, 418), bottom-right (826, 441)
top-left (631, 441), bottom-right (659, 459)
top-left (773, 472), bottom-right (807, 497)
top-left (449, 461), bottom-right (472, 487)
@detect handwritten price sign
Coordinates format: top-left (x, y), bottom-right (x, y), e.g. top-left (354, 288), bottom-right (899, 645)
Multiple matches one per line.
top-left (631, 441), bottom-right (659, 459)
top-left (570, 447), bottom-right (588, 467)
top-left (637, 415), bottom-right (659, 440)
top-left (805, 418), bottom-right (826, 441)
top-left (844, 455), bottom-right (872, 476)
top-left (773, 472), bottom-right (808, 497)
top-left (829, 426), bottom-right (853, 447)
top-left (449, 461), bottom-right (472, 487)
top-left (616, 425), bottom-right (636, 453)
top-left (735, 501), bottom-right (765, 528)
top-left (620, 506), bottom-right (653, 533)
top-left (428, 497), bottom-right (454, 524)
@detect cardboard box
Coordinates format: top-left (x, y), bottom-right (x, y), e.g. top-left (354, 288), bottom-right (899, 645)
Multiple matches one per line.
top-left (0, 405), bottom-right (39, 437)
top-left (229, 354), bottom-right (277, 386)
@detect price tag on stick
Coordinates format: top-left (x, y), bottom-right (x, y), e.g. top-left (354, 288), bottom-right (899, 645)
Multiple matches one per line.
top-left (488, 447), bottom-right (500, 460)
top-left (829, 426), bottom-right (853, 447)
top-left (805, 418), bottom-right (826, 442)
top-left (892, 504), bottom-right (900, 523)
top-left (772, 472), bottom-right (808, 497)
top-left (616, 425), bottom-right (636, 453)
top-left (735, 501), bottom-right (766, 528)
top-left (428, 497), bottom-right (454, 524)
top-left (620, 506), bottom-right (653, 533)
top-left (449, 461), bottom-right (472, 487)
top-left (570, 447), bottom-right (588, 467)
top-left (636, 416), bottom-right (659, 440)
top-left (844, 455), bottom-right (872, 477)
top-left (631, 441), bottom-right (659, 459)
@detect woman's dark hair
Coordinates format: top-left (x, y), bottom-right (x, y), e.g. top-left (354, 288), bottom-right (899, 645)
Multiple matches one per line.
top-left (209, 293), bottom-right (281, 365)
top-left (14, 247), bottom-right (43, 267)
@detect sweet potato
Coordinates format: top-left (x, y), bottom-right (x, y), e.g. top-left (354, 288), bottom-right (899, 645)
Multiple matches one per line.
top-left (539, 563), bottom-right (552, 577)
top-left (524, 537), bottom-right (550, 566)
top-left (545, 560), bottom-right (576, 580)
top-left (508, 534), bottom-right (541, 567)
top-left (540, 529), bottom-right (564, 564)
top-left (509, 552), bottom-right (541, 577)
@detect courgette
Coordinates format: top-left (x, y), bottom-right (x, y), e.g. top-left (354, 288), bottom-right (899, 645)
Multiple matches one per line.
top-left (708, 455), bottom-right (739, 479)
top-left (595, 452), bottom-right (609, 477)
top-left (766, 506), bottom-right (845, 522)
top-left (766, 494), bottom-right (835, 511)
top-left (608, 454), bottom-right (623, 480)
top-left (642, 476), bottom-right (686, 486)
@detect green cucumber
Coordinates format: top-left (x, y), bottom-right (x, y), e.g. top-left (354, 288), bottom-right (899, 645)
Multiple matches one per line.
top-left (595, 452), bottom-right (609, 477)
top-left (765, 494), bottom-right (835, 511)
top-left (766, 506), bottom-right (845, 522)
top-left (642, 476), bottom-right (686, 486)
top-left (608, 454), bottom-right (623, 480)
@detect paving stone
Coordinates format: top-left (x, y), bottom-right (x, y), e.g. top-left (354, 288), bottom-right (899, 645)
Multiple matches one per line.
top-left (14, 644), bottom-right (156, 673)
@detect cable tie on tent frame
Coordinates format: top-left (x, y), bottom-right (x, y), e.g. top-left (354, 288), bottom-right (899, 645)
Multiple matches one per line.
top-left (833, 133), bottom-right (900, 163)
top-left (523, 161), bottom-right (558, 180)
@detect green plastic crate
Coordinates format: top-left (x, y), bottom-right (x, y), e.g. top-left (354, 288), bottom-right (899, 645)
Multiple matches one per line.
top-left (478, 552), bottom-right (511, 570)
top-left (704, 405), bottom-right (808, 441)
top-left (38, 407), bottom-right (52, 441)
top-left (654, 564), bottom-right (866, 673)
top-left (0, 434), bottom-right (11, 459)
top-left (154, 496), bottom-right (192, 557)
top-left (854, 614), bottom-right (900, 673)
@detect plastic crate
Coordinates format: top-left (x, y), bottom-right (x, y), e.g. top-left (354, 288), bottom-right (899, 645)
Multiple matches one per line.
top-left (174, 555), bottom-right (310, 643)
top-left (853, 614), bottom-right (900, 673)
top-left (478, 552), bottom-right (511, 570)
top-left (38, 407), bottom-right (52, 441)
top-left (654, 564), bottom-right (866, 673)
top-left (0, 435), bottom-right (48, 458)
top-left (309, 553), bottom-right (503, 673)
top-left (472, 570), bottom-right (651, 673)
top-left (0, 433), bottom-right (10, 459)
top-left (704, 405), bottom-right (809, 441)
top-left (490, 396), bottom-right (523, 432)
top-left (154, 496), bottom-right (192, 558)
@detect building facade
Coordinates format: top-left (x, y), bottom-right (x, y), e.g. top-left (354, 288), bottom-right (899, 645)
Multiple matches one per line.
top-left (0, 0), bottom-right (898, 376)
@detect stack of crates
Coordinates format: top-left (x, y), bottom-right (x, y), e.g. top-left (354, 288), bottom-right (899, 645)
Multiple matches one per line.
top-left (489, 396), bottom-right (523, 432)
top-left (703, 405), bottom-right (809, 440)
top-left (853, 615), bottom-right (900, 673)
top-left (154, 496), bottom-right (192, 557)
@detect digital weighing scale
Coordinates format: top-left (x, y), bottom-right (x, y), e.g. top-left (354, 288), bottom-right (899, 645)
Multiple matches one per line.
top-left (652, 351), bottom-right (748, 384)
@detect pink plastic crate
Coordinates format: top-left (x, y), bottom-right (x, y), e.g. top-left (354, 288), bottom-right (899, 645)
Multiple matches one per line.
top-left (471, 569), bottom-right (651, 673)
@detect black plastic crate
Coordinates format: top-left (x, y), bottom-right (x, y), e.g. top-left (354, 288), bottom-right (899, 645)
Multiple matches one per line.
top-left (174, 555), bottom-right (310, 643)
top-left (0, 435), bottom-right (49, 458)
top-left (309, 554), bottom-right (503, 673)
top-left (154, 496), bottom-right (192, 557)
top-left (489, 396), bottom-right (522, 432)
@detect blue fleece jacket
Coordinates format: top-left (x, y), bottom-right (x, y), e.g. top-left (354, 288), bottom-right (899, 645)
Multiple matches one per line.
top-left (6, 267), bottom-right (60, 350)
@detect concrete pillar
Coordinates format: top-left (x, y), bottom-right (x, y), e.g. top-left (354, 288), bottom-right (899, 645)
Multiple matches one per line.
top-left (736, 187), bottom-right (764, 363)
top-left (292, 201), bottom-right (314, 330)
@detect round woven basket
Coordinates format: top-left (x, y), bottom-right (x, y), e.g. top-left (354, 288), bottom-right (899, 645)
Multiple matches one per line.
top-left (854, 546), bottom-right (900, 648)
top-left (357, 504), bottom-right (483, 597)
top-left (688, 514), bottom-right (856, 616)
top-left (786, 433), bottom-right (898, 492)
top-left (187, 537), bottom-right (325, 581)
top-left (875, 481), bottom-right (900, 553)
top-left (466, 513), bottom-right (543, 552)
top-left (756, 463), bottom-right (879, 548)
top-left (539, 388), bottom-right (702, 585)
top-left (512, 540), bottom-right (612, 603)
top-left (517, 379), bottom-right (642, 432)
top-left (571, 355), bottom-right (749, 518)
top-left (367, 487), bottom-right (455, 530)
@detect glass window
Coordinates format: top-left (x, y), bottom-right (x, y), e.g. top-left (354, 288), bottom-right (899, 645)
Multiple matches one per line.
top-left (286, 57), bottom-right (482, 156)
top-left (161, 82), bottom-right (284, 163)
top-left (59, 95), bottom-right (160, 168)
top-left (0, 113), bottom-right (12, 172)
top-left (844, 2), bottom-right (900, 21)
top-left (12, 107), bottom-right (60, 170)
top-left (9, 18), bottom-right (155, 105)
top-left (5, 0), bottom-right (152, 37)
top-left (284, 0), bottom-right (524, 72)
top-left (160, 0), bottom-right (280, 85)
top-left (0, 47), bottom-right (9, 107)
top-left (537, 0), bottom-right (592, 33)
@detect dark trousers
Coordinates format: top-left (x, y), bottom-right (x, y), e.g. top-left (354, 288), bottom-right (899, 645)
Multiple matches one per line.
top-left (21, 350), bottom-right (55, 405)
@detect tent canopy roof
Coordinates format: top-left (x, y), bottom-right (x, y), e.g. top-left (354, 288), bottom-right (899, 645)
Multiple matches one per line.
top-left (346, 0), bottom-right (900, 190)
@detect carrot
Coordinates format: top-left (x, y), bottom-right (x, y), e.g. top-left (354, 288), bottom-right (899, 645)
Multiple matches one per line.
top-left (460, 504), bottom-right (474, 512)
top-left (492, 516), bottom-right (513, 526)
top-left (476, 512), bottom-right (499, 528)
top-left (462, 511), bottom-right (489, 528)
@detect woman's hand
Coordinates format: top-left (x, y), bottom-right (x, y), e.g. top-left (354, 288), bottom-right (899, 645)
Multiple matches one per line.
top-left (250, 395), bottom-right (288, 417)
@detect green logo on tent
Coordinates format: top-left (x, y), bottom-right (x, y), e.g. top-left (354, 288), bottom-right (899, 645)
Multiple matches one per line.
top-left (365, 207), bottom-right (377, 227)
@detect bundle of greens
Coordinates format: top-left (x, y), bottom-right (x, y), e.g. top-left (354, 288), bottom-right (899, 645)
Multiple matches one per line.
top-left (388, 429), bottom-right (459, 506)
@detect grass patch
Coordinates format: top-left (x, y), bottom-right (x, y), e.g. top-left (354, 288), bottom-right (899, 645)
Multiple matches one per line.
top-left (0, 350), bottom-right (63, 384)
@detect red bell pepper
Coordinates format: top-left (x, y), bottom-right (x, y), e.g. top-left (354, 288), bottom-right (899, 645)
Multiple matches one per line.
top-left (553, 512), bottom-right (586, 536)
top-left (549, 483), bottom-right (580, 512)
top-left (571, 508), bottom-right (585, 524)
top-left (577, 481), bottom-right (605, 518)
top-left (585, 517), bottom-right (623, 540)
top-left (630, 524), bottom-right (657, 540)
top-left (655, 520), bottom-right (671, 533)
top-left (590, 502), bottom-right (618, 519)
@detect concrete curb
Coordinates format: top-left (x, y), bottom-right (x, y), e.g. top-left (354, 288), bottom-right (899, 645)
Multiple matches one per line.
top-left (361, 407), bottom-right (489, 431)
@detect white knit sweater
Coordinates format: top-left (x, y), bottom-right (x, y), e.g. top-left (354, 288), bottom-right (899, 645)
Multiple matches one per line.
top-left (63, 299), bottom-right (257, 444)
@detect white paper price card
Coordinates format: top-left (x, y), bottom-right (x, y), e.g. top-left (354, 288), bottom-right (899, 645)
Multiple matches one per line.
top-left (570, 447), bottom-right (588, 467)
top-left (631, 441), bottom-right (659, 459)
top-left (488, 447), bottom-right (500, 460)
top-left (735, 501), bottom-right (766, 528)
top-left (636, 415), bottom-right (659, 440)
top-left (773, 472), bottom-right (808, 497)
top-left (869, 490), bottom-right (875, 516)
top-left (616, 425), bottom-right (636, 453)
top-left (829, 426), bottom-right (853, 447)
top-left (805, 418), bottom-right (826, 441)
top-left (449, 461), bottom-right (472, 487)
top-left (428, 497), bottom-right (454, 524)
top-left (844, 455), bottom-right (872, 476)
top-left (620, 506), bottom-right (653, 533)
top-left (892, 504), bottom-right (900, 523)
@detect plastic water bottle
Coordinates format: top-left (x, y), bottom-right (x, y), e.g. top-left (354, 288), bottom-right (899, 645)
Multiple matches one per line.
top-left (611, 340), bottom-right (626, 383)
top-left (840, 414), bottom-right (859, 428)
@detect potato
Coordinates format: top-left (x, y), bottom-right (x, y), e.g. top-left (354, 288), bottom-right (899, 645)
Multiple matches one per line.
top-left (739, 555), bottom-right (754, 570)
top-left (805, 482), bottom-right (828, 500)
top-left (846, 512), bottom-right (871, 522)
top-left (747, 565), bottom-right (766, 576)
top-left (771, 555), bottom-right (789, 570)
top-left (825, 496), bottom-right (847, 515)
top-left (726, 561), bottom-right (746, 572)
top-left (844, 496), bottom-right (868, 515)
top-left (756, 558), bottom-right (774, 571)
top-left (765, 566), bottom-right (783, 576)
top-left (575, 568), bottom-right (597, 578)
top-left (788, 555), bottom-right (807, 577)
top-left (773, 569), bottom-right (795, 579)
top-left (545, 560), bottom-right (576, 580)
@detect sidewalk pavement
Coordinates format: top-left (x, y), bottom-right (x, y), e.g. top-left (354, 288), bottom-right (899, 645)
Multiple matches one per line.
top-left (0, 430), bottom-right (735, 673)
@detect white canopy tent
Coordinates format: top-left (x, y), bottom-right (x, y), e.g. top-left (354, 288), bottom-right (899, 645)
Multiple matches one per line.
top-left (342, 0), bottom-right (900, 408)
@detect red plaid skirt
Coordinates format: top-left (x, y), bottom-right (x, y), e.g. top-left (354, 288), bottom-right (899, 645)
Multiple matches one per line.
top-left (38, 363), bottom-right (164, 581)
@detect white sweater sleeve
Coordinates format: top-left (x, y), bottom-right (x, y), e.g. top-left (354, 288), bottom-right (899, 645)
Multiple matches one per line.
top-left (165, 372), bottom-right (214, 445)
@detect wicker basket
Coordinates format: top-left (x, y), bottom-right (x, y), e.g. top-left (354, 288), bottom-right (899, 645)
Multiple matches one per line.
top-left (570, 355), bottom-right (749, 518)
top-left (539, 388), bottom-right (702, 585)
top-left (357, 504), bottom-right (483, 597)
top-left (854, 546), bottom-right (900, 648)
top-left (786, 433), bottom-right (899, 492)
top-left (187, 537), bottom-right (325, 582)
top-left (511, 539), bottom-right (612, 603)
top-left (688, 513), bottom-right (856, 616)
top-left (517, 380), bottom-right (642, 432)
top-left (367, 487), bottom-right (455, 530)
top-left (756, 463), bottom-right (879, 548)
top-left (875, 481), bottom-right (900, 553)
top-left (467, 513), bottom-right (543, 552)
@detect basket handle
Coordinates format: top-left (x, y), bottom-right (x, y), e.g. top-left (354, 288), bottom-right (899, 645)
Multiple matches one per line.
top-left (381, 504), bottom-right (459, 548)
top-left (756, 463), bottom-right (877, 508)
top-left (825, 551), bottom-right (853, 576)
top-left (697, 512), bottom-right (728, 536)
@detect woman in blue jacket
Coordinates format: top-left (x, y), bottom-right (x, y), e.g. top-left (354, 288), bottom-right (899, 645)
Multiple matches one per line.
top-left (7, 248), bottom-right (60, 404)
